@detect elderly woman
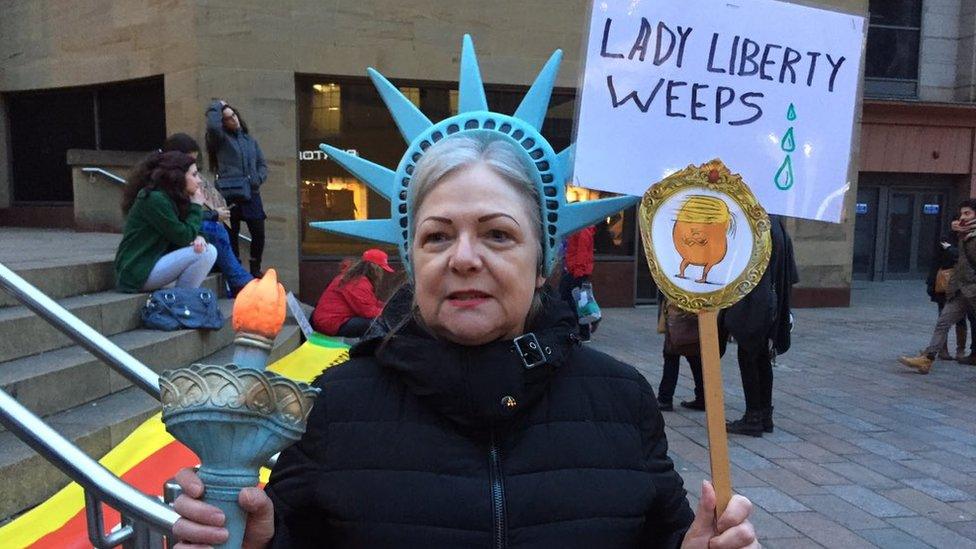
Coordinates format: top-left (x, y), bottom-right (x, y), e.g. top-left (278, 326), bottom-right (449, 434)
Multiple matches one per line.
top-left (172, 135), bottom-right (757, 549)
top-left (172, 35), bottom-right (756, 549)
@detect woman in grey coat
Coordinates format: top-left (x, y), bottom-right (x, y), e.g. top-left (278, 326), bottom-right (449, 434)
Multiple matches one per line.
top-left (205, 99), bottom-right (268, 277)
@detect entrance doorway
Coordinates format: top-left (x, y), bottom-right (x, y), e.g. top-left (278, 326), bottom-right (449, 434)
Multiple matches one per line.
top-left (853, 178), bottom-right (954, 280)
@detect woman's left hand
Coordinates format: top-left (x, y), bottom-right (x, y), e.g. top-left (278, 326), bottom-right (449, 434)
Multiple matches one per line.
top-left (192, 236), bottom-right (207, 254)
top-left (681, 480), bottom-right (758, 549)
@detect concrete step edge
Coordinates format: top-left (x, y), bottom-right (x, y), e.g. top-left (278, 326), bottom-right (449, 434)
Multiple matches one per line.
top-left (0, 260), bottom-right (115, 308)
top-left (0, 275), bottom-right (222, 364)
top-left (0, 299), bottom-right (236, 419)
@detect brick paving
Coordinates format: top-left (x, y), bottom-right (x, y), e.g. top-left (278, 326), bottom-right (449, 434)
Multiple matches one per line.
top-left (593, 280), bottom-right (976, 547)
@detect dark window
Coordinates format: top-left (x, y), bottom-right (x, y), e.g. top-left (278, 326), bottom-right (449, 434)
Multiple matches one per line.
top-left (97, 78), bottom-right (166, 151)
top-left (5, 76), bottom-right (165, 203)
top-left (296, 75), bottom-right (636, 259)
top-left (865, 0), bottom-right (921, 98)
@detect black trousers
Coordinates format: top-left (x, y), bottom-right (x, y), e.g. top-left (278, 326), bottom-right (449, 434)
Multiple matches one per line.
top-left (657, 351), bottom-right (703, 404)
top-left (737, 345), bottom-right (773, 412)
top-left (337, 317), bottom-right (372, 338)
top-left (229, 210), bottom-right (265, 264)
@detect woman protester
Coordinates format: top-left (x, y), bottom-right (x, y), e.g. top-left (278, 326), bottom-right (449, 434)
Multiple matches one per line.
top-left (171, 37), bottom-right (756, 549)
top-left (162, 133), bottom-right (254, 296)
top-left (206, 99), bottom-right (268, 278)
top-left (115, 151), bottom-right (217, 292)
top-left (311, 248), bottom-right (395, 338)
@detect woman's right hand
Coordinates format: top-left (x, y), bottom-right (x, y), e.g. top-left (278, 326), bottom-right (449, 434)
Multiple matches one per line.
top-left (171, 467), bottom-right (275, 549)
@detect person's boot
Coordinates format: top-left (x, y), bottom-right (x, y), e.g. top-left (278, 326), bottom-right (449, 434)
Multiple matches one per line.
top-left (657, 399), bottom-right (674, 412)
top-left (727, 410), bottom-right (764, 437)
top-left (955, 324), bottom-right (968, 360)
top-left (762, 406), bottom-right (774, 433)
top-left (249, 259), bottom-right (262, 279)
top-left (898, 353), bottom-right (933, 374)
top-left (680, 398), bottom-right (706, 411)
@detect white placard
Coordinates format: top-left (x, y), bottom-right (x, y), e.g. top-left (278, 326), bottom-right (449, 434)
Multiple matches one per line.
top-left (574, 0), bottom-right (865, 223)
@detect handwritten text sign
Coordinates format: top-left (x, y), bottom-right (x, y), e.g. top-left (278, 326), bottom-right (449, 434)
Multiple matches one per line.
top-left (574, 0), bottom-right (865, 223)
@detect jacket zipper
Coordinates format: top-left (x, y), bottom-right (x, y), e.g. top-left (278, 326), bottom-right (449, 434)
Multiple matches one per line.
top-left (489, 432), bottom-right (507, 549)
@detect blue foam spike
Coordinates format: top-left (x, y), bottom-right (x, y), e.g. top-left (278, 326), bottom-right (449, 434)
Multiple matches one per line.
top-left (319, 144), bottom-right (395, 200)
top-left (458, 34), bottom-right (488, 113)
top-left (309, 219), bottom-right (401, 246)
top-left (557, 195), bottom-right (641, 238)
top-left (555, 144), bottom-right (575, 184)
top-left (367, 68), bottom-right (433, 143)
top-left (514, 50), bottom-right (563, 130)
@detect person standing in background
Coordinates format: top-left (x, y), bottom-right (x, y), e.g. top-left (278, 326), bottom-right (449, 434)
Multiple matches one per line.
top-left (559, 225), bottom-right (598, 341)
top-left (206, 99), bottom-right (268, 278)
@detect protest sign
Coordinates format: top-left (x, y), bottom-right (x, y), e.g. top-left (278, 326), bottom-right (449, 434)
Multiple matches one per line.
top-left (574, 0), bottom-right (865, 223)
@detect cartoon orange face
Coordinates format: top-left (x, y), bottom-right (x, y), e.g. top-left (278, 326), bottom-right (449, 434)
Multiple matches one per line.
top-left (672, 195), bottom-right (734, 284)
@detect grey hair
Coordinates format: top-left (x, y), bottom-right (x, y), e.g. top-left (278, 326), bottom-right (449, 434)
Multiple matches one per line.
top-left (408, 133), bottom-right (544, 271)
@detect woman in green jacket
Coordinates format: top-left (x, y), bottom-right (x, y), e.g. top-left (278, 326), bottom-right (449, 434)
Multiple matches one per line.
top-left (114, 151), bottom-right (217, 293)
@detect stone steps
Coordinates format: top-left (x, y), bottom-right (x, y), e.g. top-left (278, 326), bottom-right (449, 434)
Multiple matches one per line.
top-left (0, 299), bottom-right (236, 420)
top-left (0, 320), bottom-right (303, 519)
top-left (0, 232), bottom-right (308, 520)
top-left (0, 275), bottom-right (220, 363)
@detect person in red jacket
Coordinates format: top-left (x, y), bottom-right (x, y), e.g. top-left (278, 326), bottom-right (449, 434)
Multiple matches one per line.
top-left (312, 248), bottom-right (394, 337)
top-left (559, 225), bottom-right (597, 341)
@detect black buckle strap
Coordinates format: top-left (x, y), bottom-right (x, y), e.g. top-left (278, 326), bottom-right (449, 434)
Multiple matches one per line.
top-left (513, 333), bottom-right (547, 370)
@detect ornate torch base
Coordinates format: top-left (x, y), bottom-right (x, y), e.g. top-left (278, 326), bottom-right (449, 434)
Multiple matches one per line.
top-left (160, 364), bottom-right (318, 549)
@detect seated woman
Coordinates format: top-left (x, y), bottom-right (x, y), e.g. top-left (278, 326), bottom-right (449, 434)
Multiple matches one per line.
top-left (310, 248), bottom-right (394, 337)
top-left (115, 151), bottom-right (217, 292)
top-left (161, 133), bottom-right (254, 295)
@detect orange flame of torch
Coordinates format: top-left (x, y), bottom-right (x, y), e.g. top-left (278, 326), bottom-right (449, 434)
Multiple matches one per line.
top-left (232, 268), bottom-right (287, 339)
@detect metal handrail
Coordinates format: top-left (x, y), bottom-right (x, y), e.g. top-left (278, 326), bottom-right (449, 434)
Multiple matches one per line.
top-left (0, 262), bottom-right (161, 398)
top-left (82, 166), bottom-right (126, 185)
top-left (82, 166), bottom-right (252, 244)
top-left (0, 388), bottom-right (178, 540)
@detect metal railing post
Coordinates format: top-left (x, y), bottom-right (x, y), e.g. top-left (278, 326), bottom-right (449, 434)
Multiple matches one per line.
top-left (0, 388), bottom-right (179, 537)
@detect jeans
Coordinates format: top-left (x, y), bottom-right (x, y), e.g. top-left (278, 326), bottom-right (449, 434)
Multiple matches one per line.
top-left (657, 351), bottom-right (704, 404)
top-left (201, 220), bottom-right (254, 292)
top-left (141, 245), bottom-right (217, 291)
top-left (925, 294), bottom-right (976, 356)
top-left (337, 317), bottom-right (373, 338)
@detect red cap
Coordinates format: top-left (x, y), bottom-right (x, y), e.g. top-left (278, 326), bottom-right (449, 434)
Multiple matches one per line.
top-left (362, 248), bottom-right (395, 273)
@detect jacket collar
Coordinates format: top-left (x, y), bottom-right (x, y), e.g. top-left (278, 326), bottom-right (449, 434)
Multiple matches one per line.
top-left (351, 285), bottom-right (579, 429)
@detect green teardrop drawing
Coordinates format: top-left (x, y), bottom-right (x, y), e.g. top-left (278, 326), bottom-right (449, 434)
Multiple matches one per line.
top-left (775, 155), bottom-right (794, 190)
top-left (781, 127), bottom-right (796, 152)
top-left (786, 103), bottom-right (797, 121)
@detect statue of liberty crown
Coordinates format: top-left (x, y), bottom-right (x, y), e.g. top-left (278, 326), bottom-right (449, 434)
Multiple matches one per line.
top-left (311, 34), bottom-right (639, 276)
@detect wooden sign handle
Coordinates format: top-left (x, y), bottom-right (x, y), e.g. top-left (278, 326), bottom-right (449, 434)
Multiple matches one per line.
top-left (697, 309), bottom-right (732, 518)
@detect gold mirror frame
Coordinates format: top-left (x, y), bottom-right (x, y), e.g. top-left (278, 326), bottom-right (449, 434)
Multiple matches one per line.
top-left (638, 159), bottom-right (772, 312)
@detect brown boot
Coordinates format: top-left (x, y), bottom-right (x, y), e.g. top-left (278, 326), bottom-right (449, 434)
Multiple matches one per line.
top-left (898, 354), bottom-right (933, 374)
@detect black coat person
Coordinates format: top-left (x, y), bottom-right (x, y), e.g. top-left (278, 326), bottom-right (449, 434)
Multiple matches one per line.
top-left (720, 214), bottom-right (798, 437)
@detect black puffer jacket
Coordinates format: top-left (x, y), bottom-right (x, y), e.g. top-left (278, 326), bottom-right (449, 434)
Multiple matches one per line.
top-left (266, 288), bottom-right (694, 548)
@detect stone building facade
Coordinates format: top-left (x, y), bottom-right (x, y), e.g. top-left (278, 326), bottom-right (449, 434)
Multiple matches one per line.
top-left (5, 0), bottom-right (967, 308)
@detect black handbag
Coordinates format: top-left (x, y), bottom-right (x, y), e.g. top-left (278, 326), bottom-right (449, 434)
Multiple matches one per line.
top-left (141, 288), bottom-right (224, 331)
top-left (216, 175), bottom-right (252, 203)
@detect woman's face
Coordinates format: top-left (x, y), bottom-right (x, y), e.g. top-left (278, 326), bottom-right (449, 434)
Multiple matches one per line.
top-left (222, 107), bottom-right (240, 132)
top-left (412, 162), bottom-right (544, 346)
top-left (184, 163), bottom-right (202, 196)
